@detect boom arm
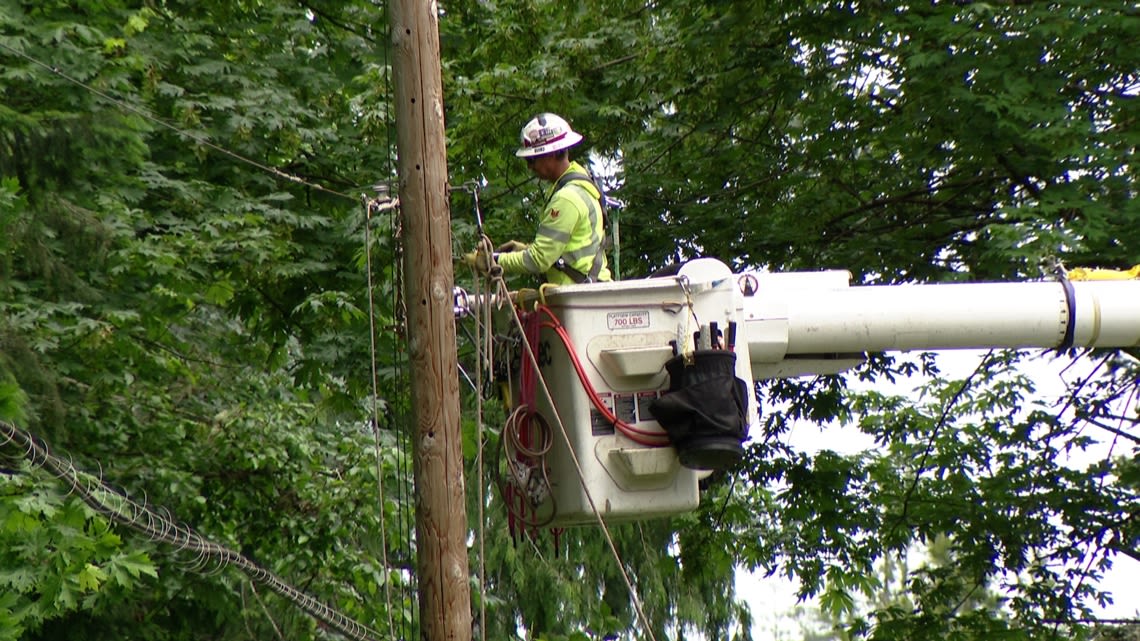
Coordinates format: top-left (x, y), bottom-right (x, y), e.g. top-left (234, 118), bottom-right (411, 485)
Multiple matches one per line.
top-left (735, 269), bottom-right (1140, 380)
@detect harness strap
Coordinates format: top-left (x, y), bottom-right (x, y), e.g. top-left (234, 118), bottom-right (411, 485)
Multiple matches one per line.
top-left (553, 258), bottom-right (589, 284)
top-left (555, 172), bottom-right (610, 230)
top-left (551, 172), bottom-right (607, 283)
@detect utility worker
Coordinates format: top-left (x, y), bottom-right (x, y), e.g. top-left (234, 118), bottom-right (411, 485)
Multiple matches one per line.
top-left (465, 113), bottom-right (611, 285)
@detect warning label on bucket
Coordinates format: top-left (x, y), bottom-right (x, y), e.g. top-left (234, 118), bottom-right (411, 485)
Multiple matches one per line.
top-left (591, 392), bottom-right (615, 436)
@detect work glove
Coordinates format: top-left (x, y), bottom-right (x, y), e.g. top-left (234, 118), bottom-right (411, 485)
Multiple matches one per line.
top-left (461, 249), bottom-right (494, 275)
top-left (497, 240), bottom-right (528, 253)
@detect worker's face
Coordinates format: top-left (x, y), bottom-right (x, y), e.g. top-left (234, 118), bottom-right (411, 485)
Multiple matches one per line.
top-left (525, 153), bottom-right (558, 181)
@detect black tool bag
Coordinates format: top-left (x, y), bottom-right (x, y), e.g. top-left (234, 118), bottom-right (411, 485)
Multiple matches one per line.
top-left (648, 350), bottom-right (749, 470)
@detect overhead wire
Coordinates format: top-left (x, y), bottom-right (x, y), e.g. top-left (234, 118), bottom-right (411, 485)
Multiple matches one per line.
top-left (4, 19), bottom-right (672, 640)
top-left (0, 40), bottom-right (359, 204)
top-left (0, 420), bottom-right (383, 641)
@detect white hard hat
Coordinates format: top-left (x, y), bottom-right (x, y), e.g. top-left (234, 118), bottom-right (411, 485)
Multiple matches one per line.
top-left (515, 113), bottom-right (583, 158)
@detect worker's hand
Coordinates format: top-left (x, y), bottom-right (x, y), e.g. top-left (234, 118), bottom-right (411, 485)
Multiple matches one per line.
top-left (461, 249), bottom-right (495, 274)
top-left (497, 240), bottom-right (528, 253)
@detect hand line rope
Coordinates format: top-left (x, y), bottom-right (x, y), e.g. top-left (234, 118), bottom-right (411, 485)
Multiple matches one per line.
top-left (481, 270), bottom-right (662, 641)
top-left (0, 420), bottom-right (384, 641)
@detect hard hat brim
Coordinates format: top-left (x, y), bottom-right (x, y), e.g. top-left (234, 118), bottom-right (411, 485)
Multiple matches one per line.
top-left (515, 131), bottom-right (583, 158)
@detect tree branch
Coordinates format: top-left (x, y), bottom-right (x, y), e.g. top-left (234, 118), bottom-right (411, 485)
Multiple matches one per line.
top-left (887, 353), bottom-right (991, 537)
top-left (1080, 417), bottom-right (1140, 446)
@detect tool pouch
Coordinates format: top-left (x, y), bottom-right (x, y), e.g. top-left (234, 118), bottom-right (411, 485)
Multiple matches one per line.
top-left (648, 350), bottom-right (749, 470)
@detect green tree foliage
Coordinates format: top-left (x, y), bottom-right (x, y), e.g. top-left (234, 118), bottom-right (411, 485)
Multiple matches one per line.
top-left (2, 0), bottom-right (1138, 640)
top-left (2, 0), bottom-right (411, 639)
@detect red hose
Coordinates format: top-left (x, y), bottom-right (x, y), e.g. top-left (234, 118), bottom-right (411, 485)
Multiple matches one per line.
top-left (534, 306), bottom-right (670, 447)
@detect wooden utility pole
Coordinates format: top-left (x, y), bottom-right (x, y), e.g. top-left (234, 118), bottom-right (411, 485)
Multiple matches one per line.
top-left (389, 1), bottom-right (472, 640)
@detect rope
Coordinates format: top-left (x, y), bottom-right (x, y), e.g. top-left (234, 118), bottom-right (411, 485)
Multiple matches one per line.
top-left (495, 405), bottom-right (557, 531)
top-left (0, 420), bottom-right (383, 641)
top-left (3, 18), bottom-right (419, 637)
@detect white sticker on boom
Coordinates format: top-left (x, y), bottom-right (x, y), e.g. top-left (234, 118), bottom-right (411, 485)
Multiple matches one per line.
top-left (607, 310), bottom-right (650, 331)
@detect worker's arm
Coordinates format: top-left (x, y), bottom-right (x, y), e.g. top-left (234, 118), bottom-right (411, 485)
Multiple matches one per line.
top-left (497, 193), bottom-right (582, 275)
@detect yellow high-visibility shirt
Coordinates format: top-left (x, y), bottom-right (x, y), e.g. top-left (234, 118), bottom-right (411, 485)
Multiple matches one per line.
top-left (497, 161), bottom-right (611, 285)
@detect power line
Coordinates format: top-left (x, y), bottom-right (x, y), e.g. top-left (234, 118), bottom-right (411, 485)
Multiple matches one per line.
top-left (0, 420), bottom-right (384, 641)
top-left (0, 40), bottom-right (359, 203)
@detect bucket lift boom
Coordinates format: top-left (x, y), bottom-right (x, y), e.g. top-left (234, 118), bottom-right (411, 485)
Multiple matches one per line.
top-left (458, 258), bottom-right (1140, 527)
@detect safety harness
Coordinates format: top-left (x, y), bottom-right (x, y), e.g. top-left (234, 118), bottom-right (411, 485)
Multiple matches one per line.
top-left (550, 171), bottom-right (610, 284)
